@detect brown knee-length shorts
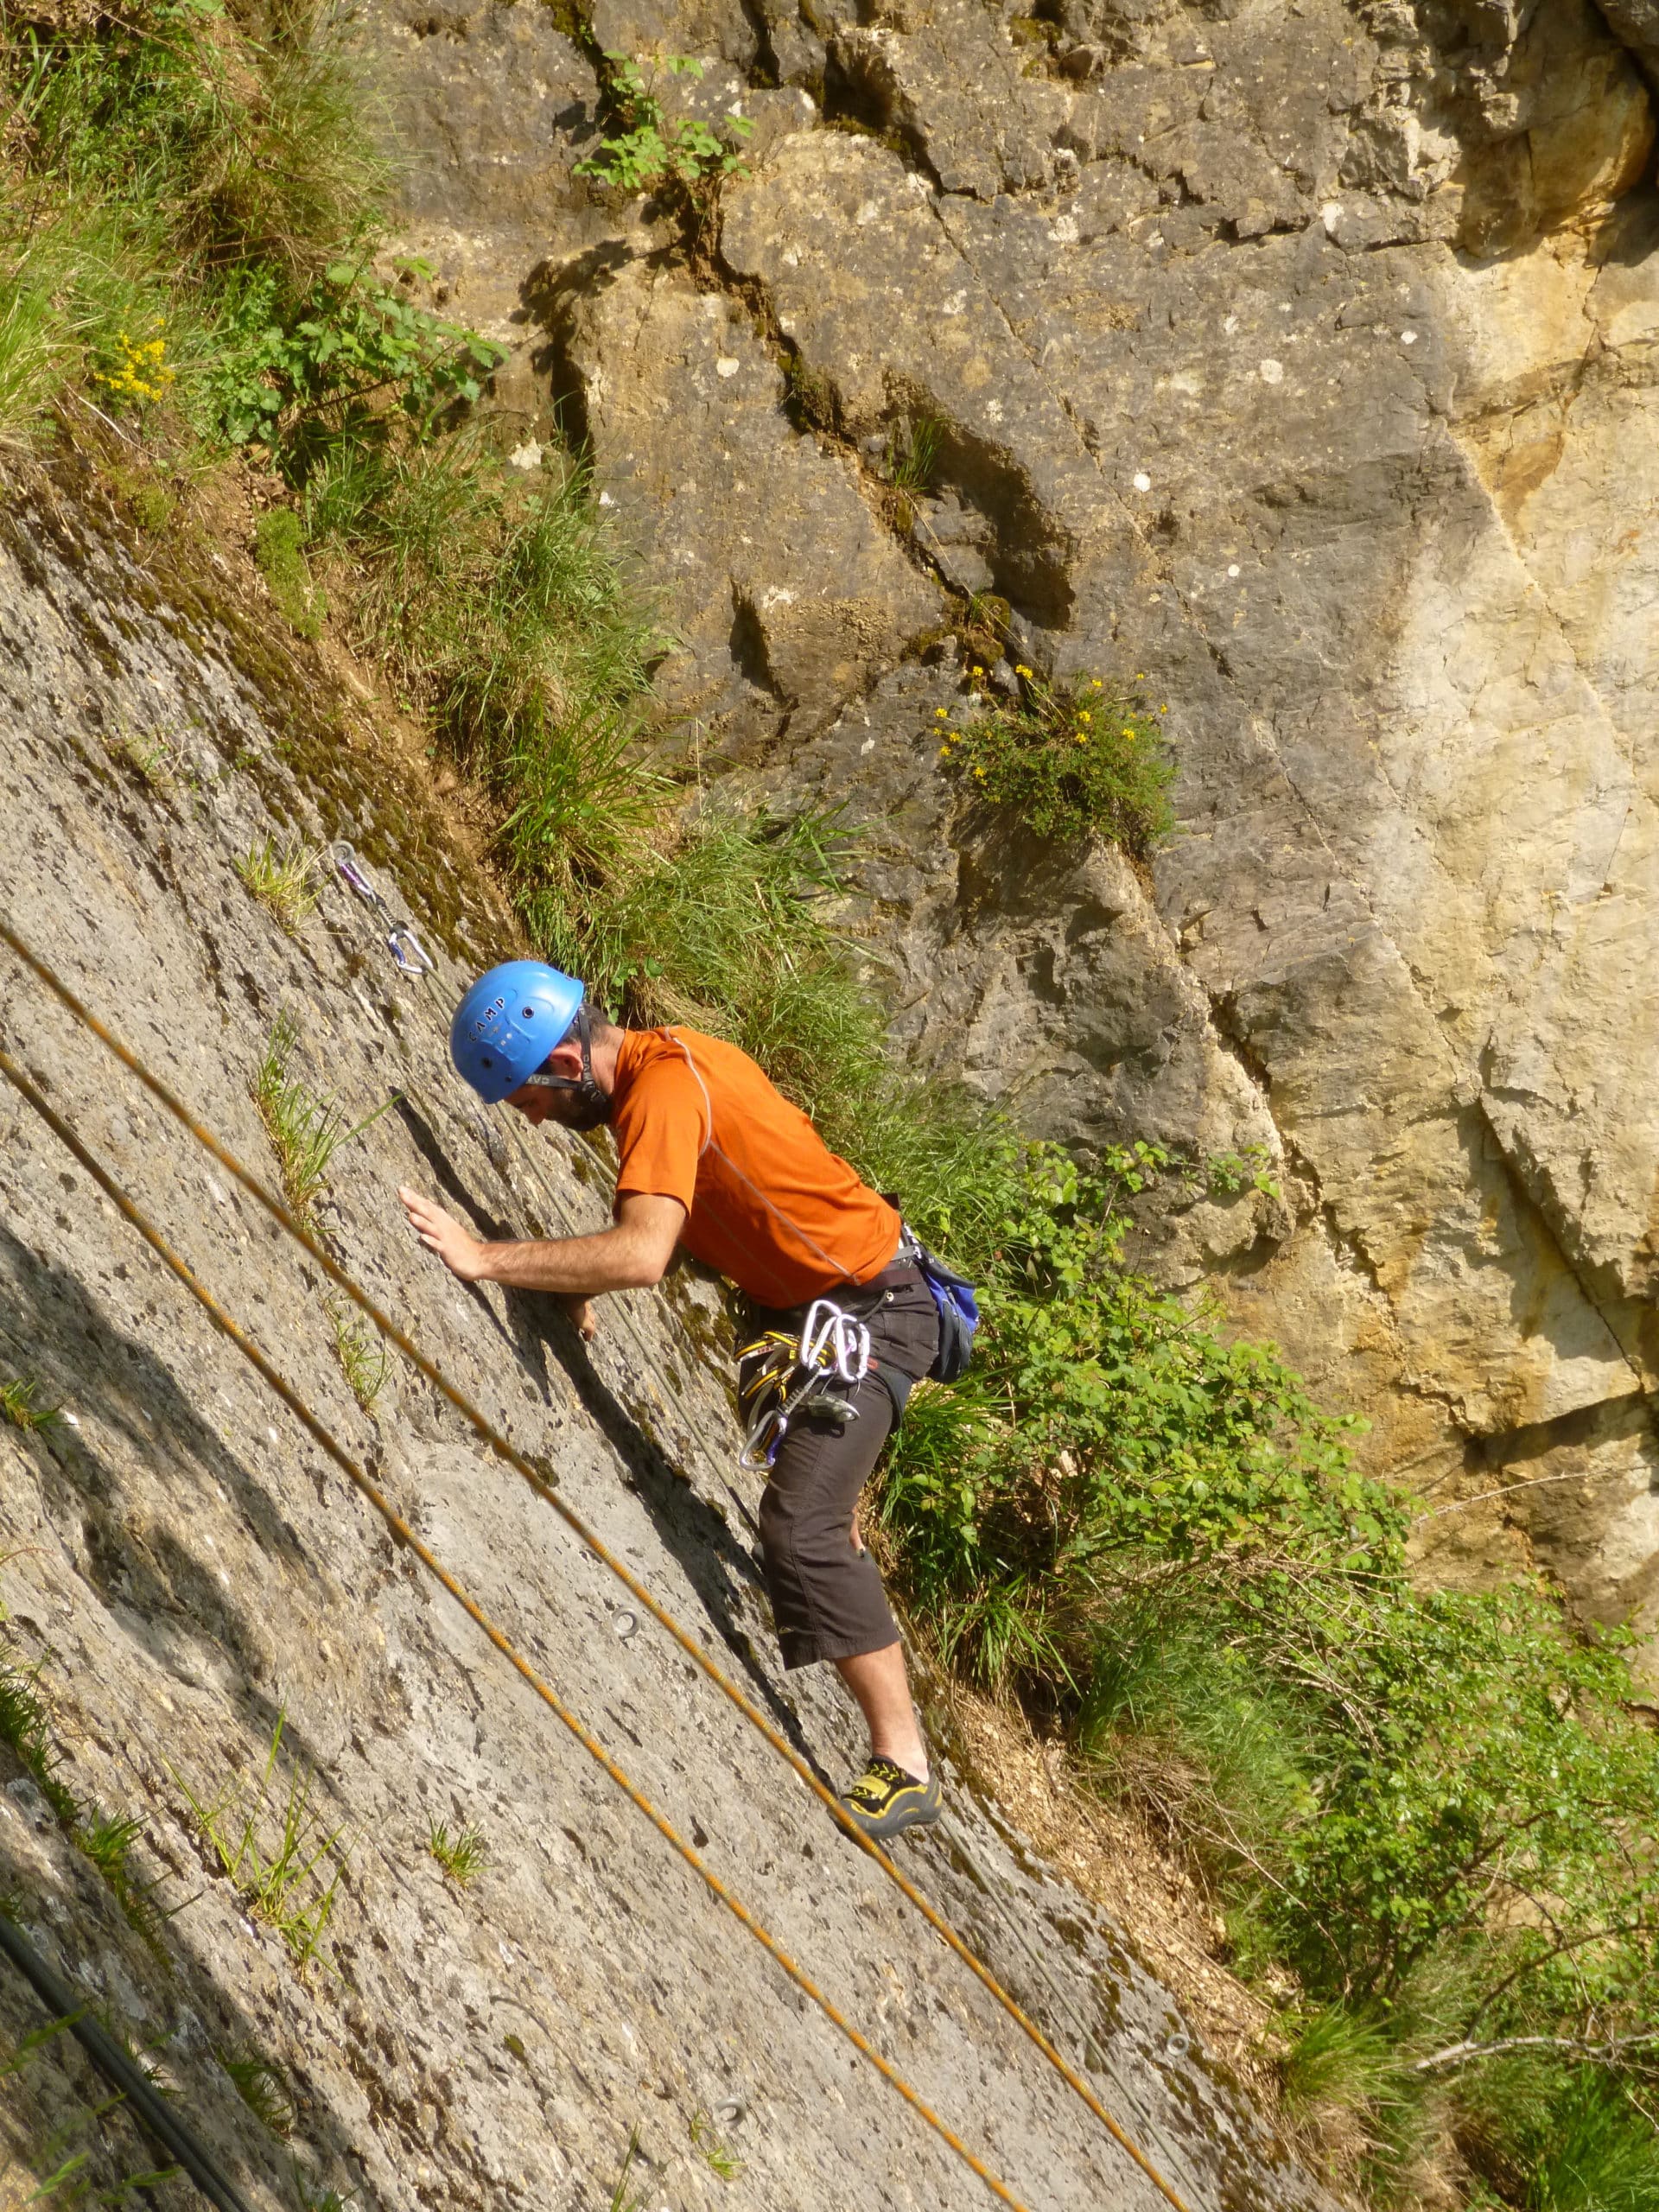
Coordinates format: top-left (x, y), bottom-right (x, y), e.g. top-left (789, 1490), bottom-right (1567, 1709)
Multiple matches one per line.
top-left (742, 1262), bottom-right (939, 1670)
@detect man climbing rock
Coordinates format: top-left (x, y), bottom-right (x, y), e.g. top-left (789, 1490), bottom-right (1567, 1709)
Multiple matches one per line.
top-left (398, 960), bottom-right (944, 1841)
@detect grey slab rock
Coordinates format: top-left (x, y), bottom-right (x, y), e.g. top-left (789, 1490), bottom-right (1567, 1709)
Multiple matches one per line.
top-left (0, 495), bottom-right (1332, 2209)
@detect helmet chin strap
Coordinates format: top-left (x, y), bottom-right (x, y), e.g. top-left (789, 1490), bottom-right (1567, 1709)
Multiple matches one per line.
top-left (522, 1004), bottom-right (610, 1124)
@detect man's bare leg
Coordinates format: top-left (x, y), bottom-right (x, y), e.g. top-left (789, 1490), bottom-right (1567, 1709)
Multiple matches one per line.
top-left (836, 1643), bottom-right (929, 1781)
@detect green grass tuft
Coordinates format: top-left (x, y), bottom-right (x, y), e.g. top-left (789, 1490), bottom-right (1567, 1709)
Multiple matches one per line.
top-left (234, 836), bottom-right (320, 935)
top-left (0, 1378), bottom-right (59, 1432)
top-left (0, 1652), bottom-right (79, 1827)
top-left (301, 436), bottom-right (664, 905)
top-left (886, 409), bottom-right (943, 496)
top-left (605, 2126), bottom-right (647, 2212)
top-left (689, 2109), bottom-right (744, 2181)
top-left (251, 1011), bottom-right (396, 1220)
top-left (74, 1810), bottom-right (173, 1958)
top-left (325, 1294), bottom-right (387, 1412)
top-left (426, 1820), bottom-right (487, 1886)
top-left (173, 1714), bottom-right (347, 1974)
top-left (219, 2049), bottom-right (297, 2139)
top-left (0, 1632), bottom-right (170, 1952)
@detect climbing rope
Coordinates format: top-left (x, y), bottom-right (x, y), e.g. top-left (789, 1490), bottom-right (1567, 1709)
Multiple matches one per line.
top-left (0, 1911), bottom-right (255, 2212)
top-left (0, 915), bottom-right (1197, 2212)
top-left (0, 1041), bottom-right (1044, 2212)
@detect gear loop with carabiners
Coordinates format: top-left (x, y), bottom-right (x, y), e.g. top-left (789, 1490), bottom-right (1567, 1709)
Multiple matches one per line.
top-left (737, 1297), bottom-right (873, 1470)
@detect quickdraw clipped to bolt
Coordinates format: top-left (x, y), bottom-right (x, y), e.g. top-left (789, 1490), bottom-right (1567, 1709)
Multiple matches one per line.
top-left (327, 840), bottom-right (435, 977)
top-left (737, 1298), bottom-right (872, 1471)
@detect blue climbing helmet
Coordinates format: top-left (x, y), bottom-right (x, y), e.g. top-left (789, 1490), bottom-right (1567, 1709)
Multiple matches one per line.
top-left (450, 961), bottom-right (586, 1104)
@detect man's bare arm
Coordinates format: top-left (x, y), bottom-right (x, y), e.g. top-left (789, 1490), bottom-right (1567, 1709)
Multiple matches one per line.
top-left (398, 1186), bottom-right (685, 1292)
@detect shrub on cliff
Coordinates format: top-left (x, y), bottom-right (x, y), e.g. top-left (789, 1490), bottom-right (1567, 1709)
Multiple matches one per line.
top-left (937, 662), bottom-right (1174, 855)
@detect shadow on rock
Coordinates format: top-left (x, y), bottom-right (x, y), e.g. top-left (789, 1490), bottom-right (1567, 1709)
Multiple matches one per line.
top-left (0, 1222), bottom-right (352, 1789)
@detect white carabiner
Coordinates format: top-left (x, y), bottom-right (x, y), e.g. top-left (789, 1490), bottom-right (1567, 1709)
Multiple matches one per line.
top-left (799, 1300), bottom-right (870, 1382)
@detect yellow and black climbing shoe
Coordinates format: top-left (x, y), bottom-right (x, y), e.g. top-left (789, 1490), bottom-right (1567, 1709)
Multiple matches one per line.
top-left (842, 1757), bottom-right (941, 1842)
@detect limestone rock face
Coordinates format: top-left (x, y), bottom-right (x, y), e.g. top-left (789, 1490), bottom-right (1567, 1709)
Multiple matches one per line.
top-left (0, 497), bottom-right (1321, 2212)
top-left (356, 0), bottom-right (1659, 1678)
top-left (552, 257), bottom-right (944, 751)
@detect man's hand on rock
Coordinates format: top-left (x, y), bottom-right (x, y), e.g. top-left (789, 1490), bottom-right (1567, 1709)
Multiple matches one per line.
top-left (563, 1294), bottom-right (597, 1343)
top-left (398, 1185), bottom-right (488, 1281)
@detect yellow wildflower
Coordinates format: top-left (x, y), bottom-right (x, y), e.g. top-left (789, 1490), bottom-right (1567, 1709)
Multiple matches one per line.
top-left (1090, 677), bottom-right (1103, 689)
top-left (1077, 710), bottom-right (1091, 724)
top-left (1014, 664), bottom-right (1033, 678)
top-left (935, 707), bottom-right (948, 719)
top-left (94, 324), bottom-right (176, 408)
top-left (1075, 734), bottom-right (1087, 746)
top-left (974, 766), bottom-right (986, 779)
top-left (1160, 704), bottom-right (1168, 713)
top-left (1135, 671), bottom-right (1147, 680)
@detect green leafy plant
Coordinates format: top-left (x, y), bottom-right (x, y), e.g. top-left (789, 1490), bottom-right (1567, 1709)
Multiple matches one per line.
top-left (1205, 1145), bottom-right (1281, 1199)
top-left (173, 1714), bottom-right (348, 1973)
top-left (868, 1136), bottom-right (1659, 2201)
top-left (251, 1011), bottom-right (397, 1219)
top-left (573, 54), bottom-right (753, 204)
top-left (218, 2049), bottom-right (296, 2139)
top-left (936, 664), bottom-right (1174, 852)
top-left (0, 0), bottom-right (386, 445)
top-left (426, 1820), bottom-right (487, 1886)
top-left (234, 835), bottom-right (321, 933)
top-left (213, 257), bottom-right (505, 463)
top-left (0, 1377), bottom-right (60, 1431)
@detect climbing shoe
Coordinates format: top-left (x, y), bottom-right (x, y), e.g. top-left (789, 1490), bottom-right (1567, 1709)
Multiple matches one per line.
top-left (842, 1757), bottom-right (941, 1842)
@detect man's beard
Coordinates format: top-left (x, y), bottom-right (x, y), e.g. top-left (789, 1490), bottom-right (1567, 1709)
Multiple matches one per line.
top-left (543, 1085), bottom-right (611, 1132)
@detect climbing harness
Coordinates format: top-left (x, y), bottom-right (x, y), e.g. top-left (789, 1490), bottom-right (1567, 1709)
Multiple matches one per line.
top-left (737, 1299), bottom-right (872, 1469)
top-left (0, 1046), bottom-right (1040, 2212)
top-left (0, 913), bottom-right (1197, 2212)
top-left (327, 841), bottom-right (435, 978)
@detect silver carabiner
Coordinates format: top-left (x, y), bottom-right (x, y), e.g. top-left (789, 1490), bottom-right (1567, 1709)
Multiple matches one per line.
top-left (799, 1300), bottom-right (870, 1382)
top-left (386, 924), bottom-right (435, 976)
top-left (327, 840), bottom-right (385, 911)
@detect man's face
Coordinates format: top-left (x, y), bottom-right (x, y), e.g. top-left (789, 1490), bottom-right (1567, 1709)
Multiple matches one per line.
top-left (505, 1080), bottom-right (609, 1132)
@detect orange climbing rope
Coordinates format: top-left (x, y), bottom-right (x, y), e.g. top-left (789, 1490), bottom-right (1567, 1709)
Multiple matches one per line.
top-left (0, 916), bottom-right (1196, 2212)
top-left (0, 1040), bottom-right (1043, 2212)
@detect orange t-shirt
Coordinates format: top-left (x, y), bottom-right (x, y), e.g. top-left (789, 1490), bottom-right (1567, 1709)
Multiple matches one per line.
top-left (608, 1027), bottom-right (900, 1309)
